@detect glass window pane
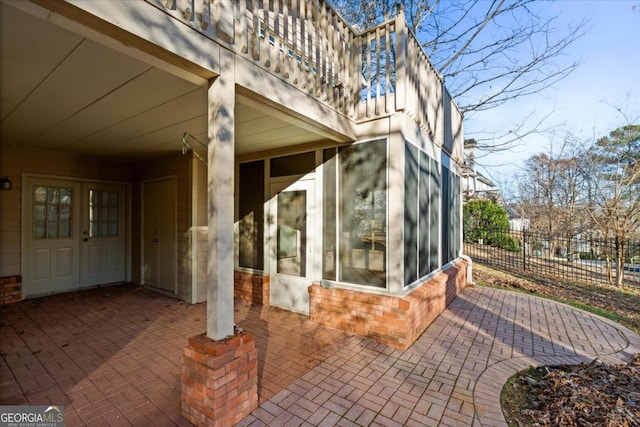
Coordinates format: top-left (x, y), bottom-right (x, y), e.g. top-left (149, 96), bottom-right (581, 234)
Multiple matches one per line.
top-left (277, 190), bottom-right (306, 276)
top-left (404, 142), bottom-right (418, 286)
top-left (270, 152), bottom-right (315, 177)
top-left (35, 223), bottom-right (46, 239)
top-left (60, 188), bottom-right (72, 205)
top-left (339, 139), bottom-right (387, 288)
top-left (429, 158), bottom-right (440, 272)
top-left (90, 190), bottom-right (98, 206)
top-left (100, 207), bottom-right (108, 221)
top-left (34, 205), bottom-right (46, 221)
top-left (48, 188), bottom-right (59, 204)
top-left (91, 222), bottom-right (98, 237)
top-left (59, 221), bottom-right (71, 238)
top-left (34, 187), bottom-right (47, 204)
top-left (109, 207), bottom-right (118, 221)
top-left (48, 221), bottom-right (58, 238)
top-left (322, 148), bottom-right (337, 280)
top-left (238, 160), bottom-right (265, 269)
top-left (109, 221), bottom-right (118, 236)
top-left (100, 221), bottom-right (108, 237)
top-left (47, 204), bottom-right (59, 221)
top-left (60, 205), bottom-right (71, 221)
top-left (419, 151), bottom-right (431, 277)
top-left (101, 191), bottom-right (109, 205)
top-left (109, 192), bottom-right (118, 206)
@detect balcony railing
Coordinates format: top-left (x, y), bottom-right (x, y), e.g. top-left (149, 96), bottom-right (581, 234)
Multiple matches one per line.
top-left (150, 0), bottom-right (462, 149)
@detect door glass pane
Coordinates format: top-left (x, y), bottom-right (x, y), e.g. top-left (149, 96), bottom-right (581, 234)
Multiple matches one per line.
top-left (48, 188), bottom-right (59, 204)
top-left (89, 189), bottom-right (119, 237)
top-left (35, 223), bottom-right (46, 239)
top-left (34, 185), bottom-right (72, 239)
top-left (34, 187), bottom-right (47, 203)
top-left (277, 190), bottom-right (306, 276)
top-left (59, 221), bottom-right (71, 238)
top-left (47, 221), bottom-right (59, 238)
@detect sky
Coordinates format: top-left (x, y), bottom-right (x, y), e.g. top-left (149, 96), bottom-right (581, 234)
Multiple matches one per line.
top-left (464, 0), bottom-right (640, 197)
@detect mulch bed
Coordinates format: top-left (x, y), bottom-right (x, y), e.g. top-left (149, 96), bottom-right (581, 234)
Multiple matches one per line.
top-left (502, 355), bottom-right (640, 427)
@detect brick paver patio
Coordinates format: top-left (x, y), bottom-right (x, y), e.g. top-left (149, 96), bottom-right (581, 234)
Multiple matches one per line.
top-left (2, 284), bottom-right (639, 426)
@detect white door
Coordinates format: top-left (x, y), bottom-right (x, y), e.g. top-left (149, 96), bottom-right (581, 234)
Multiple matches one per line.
top-left (269, 179), bottom-right (316, 314)
top-left (81, 183), bottom-right (127, 286)
top-left (22, 177), bottom-right (127, 297)
top-left (23, 177), bottom-right (81, 297)
top-left (142, 178), bottom-right (176, 293)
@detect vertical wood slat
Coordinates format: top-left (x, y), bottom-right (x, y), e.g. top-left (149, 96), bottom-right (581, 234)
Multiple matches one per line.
top-left (282, 0), bottom-right (290, 78)
top-left (252, 0), bottom-right (261, 60)
top-left (238, 0), bottom-right (248, 53)
top-left (335, 16), bottom-right (344, 112)
top-left (330, 12), bottom-right (339, 108)
top-left (374, 26), bottom-right (381, 116)
top-left (305, 0), bottom-right (313, 91)
top-left (320, 1), bottom-right (328, 101)
top-left (273, 0), bottom-right (281, 73)
top-left (201, 0), bottom-right (210, 30)
top-left (394, 11), bottom-right (406, 112)
top-left (351, 31), bottom-right (361, 119)
top-left (291, 0), bottom-right (300, 85)
top-left (299, 0), bottom-right (307, 88)
top-left (261, 0), bottom-right (270, 67)
top-left (313, 0), bottom-right (321, 96)
top-left (385, 23), bottom-right (392, 113)
top-left (365, 32), bottom-right (373, 118)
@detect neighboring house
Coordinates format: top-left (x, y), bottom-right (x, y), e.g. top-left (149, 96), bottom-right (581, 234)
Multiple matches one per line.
top-left (461, 139), bottom-right (502, 202)
top-left (506, 205), bottom-right (530, 231)
top-left (0, 0), bottom-right (467, 368)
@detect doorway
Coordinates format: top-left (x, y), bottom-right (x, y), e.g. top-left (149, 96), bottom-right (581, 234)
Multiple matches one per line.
top-left (22, 176), bottom-right (127, 297)
top-left (268, 178), bottom-right (316, 314)
top-left (142, 178), bottom-right (177, 293)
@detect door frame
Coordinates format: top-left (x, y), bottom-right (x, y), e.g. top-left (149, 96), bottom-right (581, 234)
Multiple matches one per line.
top-left (267, 176), bottom-right (318, 315)
top-left (21, 173), bottom-right (132, 297)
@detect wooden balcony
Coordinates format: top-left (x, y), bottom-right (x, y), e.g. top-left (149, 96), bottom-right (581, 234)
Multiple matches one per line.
top-left (148, 0), bottom-right (462, 151)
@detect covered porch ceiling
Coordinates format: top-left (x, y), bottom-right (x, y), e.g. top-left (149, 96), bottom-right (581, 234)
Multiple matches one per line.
top-left (0, 1), bottom-right (332, 163)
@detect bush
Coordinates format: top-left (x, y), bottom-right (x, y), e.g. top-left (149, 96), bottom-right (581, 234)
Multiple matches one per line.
top-left (488, 233), bottom-right (521, 252)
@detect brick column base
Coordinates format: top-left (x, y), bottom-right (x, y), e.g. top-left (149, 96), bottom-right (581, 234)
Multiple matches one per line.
top-left (234, 271), bottom-right (269, 306)
top-left (0, 276), bottom-right (22, 305)
top-left (181, 332), bottom-right (258, 427)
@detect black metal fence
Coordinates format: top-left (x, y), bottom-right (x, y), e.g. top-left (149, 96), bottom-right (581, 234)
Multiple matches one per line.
top-left (463, 227), bottom-right (640, 288)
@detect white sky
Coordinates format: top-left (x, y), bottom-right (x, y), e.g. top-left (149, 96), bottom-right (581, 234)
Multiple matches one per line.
top-left (464, 0), bottom-right (640, 195)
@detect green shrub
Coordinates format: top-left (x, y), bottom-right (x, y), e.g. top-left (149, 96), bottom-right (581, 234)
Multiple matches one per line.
top-left (488, 233), bottom-right (521, 252)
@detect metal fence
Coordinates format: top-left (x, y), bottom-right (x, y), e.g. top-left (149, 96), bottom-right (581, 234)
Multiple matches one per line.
top-left (463, 228), bottom-right (640, 288)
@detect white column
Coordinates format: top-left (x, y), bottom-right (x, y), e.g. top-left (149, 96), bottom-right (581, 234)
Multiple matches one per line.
top-left (207, 50), bottom-right (235, 340)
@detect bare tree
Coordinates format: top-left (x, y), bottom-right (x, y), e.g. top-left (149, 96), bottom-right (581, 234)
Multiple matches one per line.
top-left (515, 134), bottom-right (590, 263)
top-left (331, 0), bottom-right (587, 125)
top-left (583, 123), bottom-right (640, 286)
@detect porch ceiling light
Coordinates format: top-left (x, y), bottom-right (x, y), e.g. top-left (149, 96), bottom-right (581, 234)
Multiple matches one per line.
top-left (0, 177), bottom-right (12, 190)
top-left (182, 132), bottom-right (208, 166)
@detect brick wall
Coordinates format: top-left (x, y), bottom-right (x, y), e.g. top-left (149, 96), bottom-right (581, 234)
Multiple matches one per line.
top-left (234, 271), bottom-right (269, 306)
top-left (181, 332), bottom-right (258, 427)
top-left (0, 276), bottom-right (21, 305)
top-left (309, 260), bottom-right (468, 350)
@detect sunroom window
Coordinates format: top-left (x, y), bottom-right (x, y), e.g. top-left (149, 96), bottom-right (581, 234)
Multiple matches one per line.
top-left (323, 139), bottom-right (388, 288)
